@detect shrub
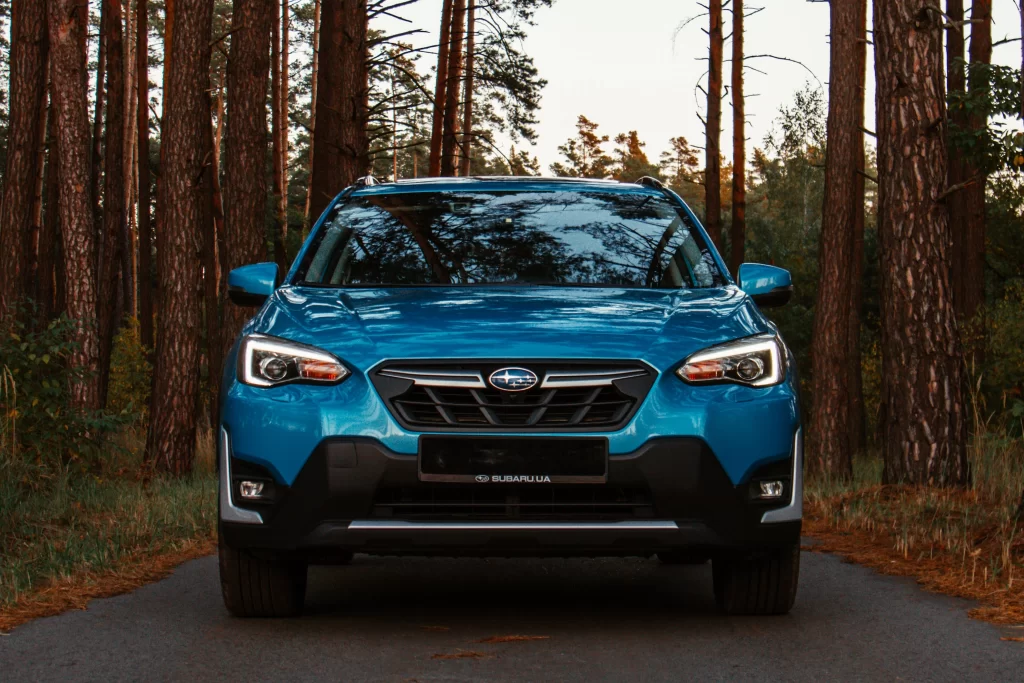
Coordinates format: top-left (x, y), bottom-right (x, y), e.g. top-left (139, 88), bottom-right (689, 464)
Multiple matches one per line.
top-left (107, 317), bottom-right (152, 422)
top-left (0, 316), bottom-right (125, 473)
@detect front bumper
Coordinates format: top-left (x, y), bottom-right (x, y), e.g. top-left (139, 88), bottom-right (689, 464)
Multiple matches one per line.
top-left (220, 431), bottom-right (802, 557)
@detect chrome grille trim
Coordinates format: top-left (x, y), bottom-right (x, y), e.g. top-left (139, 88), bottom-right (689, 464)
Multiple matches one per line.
top-left (378, 368), bottom-right (486, 389)
top-left (540, 368), bottom-right (649, 389)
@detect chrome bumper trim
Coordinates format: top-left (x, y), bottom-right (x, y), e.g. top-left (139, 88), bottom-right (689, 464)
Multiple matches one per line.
top-left (347, 521), bottom-right (679, 531)
top-left (219, 427), bottom-right (264, 525)
top-left (761, 428), bottom-right (803, 524)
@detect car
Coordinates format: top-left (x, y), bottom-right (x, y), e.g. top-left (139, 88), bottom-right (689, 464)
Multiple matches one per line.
top-left (217, 175), bottom-right (802, 618)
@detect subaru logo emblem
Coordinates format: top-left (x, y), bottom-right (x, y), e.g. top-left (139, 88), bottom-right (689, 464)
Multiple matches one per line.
top-left (489, 367), bottom-right (539, 392)
top-left (475, 474), bottom-right (490, 483)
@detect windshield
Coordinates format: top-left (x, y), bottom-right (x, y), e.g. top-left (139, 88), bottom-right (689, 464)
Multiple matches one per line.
top-left (294, 189), bottom-right (725, 289)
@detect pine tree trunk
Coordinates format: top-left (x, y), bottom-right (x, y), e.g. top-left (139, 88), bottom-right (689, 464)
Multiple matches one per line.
top-left (947, 0), bottom-right (967, 357)
top-left (303, 0), bottom-right (320, 228)
top-left (98, 0), bottom-right (127, 407)
top-left (705, 0), bottom-right (723, 248)
top-left (91, 0), bottom-right (109, 233)
top-left (958, 0), bottom-right (991, 365)
top-left (875, 0), bottom-right (967, 486)
top-left (0, 0), bottom-right (49, 327)
top-left (848, 0), bottom-right (868, 455)
top-left (26, 88), bottom-right (50, 307)
top-left (222, 0), bottom-right (272, 362)
top-left (202, 87), bottom-right (222, 429)
top-left (137, 0), bottom-right (154, 349)
top-left (428, 0), bottom-right (453, 177)
top-left (48, 0), bottom-right (101, 411)
top-left (459, 0), bottom-right (475, 177)
top-left (145, 0), bottom-right (213, 476)
top-left (808, 0), bottom-right (860, 480)
top-left (729, 0), bottom-right (745, 273)
top-left (279, 0), bottom-right (289, 259)
top-left (440, 0), bottom-right (466, 177)
top-left (122, 0), bottom-right (137, 318)
top-left (271, 0), bottom-right (286, 272)
top-left (308, 0), bottom-right (369, 220)
top-left (38, 99), bottom-right (58, 324)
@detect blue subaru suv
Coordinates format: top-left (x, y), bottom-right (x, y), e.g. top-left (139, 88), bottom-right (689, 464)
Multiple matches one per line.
top-left (218, 176), bottom-right (802, 617)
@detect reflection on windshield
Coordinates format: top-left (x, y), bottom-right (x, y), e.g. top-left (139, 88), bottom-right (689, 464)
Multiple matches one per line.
top-left (297, 190), bottom-right (724, 289)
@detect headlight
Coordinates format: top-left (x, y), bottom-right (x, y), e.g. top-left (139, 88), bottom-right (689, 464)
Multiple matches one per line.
top-left (238, 334), bottom-right (350, 387)
top-left (676, 334), bottom-right (785, 387)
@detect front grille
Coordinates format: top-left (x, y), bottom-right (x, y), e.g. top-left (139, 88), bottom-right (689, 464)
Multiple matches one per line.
top-left (371, 361), bottom-right (655, 432)
top-left (372, 483), bottom-right (656, 521)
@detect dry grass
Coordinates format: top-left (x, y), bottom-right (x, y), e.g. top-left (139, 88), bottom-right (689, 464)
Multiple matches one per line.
top-left (476, 635), bottom-right (550, 644)
top-left (431, 650), bottom-right (494, 660)
top-left (0, 537), bottom-right (215, 633)
top-left (805, 426), bottom-right (1024, 626)
top-left (0, 429), bottom-right (218, 631)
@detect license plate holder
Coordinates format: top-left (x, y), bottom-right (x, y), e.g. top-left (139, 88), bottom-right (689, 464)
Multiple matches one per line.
top-left (418, 437), bottom-right (609, 484)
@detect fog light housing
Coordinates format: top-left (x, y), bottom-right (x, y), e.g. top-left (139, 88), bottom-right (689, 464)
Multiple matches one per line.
top-left (238, 480), bottom-right (266, 500)
top-left (757, 480), bottom-right (785, 499)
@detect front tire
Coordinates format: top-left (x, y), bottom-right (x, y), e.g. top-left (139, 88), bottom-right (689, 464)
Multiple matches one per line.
top-left (712, 544), bottom-right (800, 615)
top-left (219, 536), bottom-right (308, 617)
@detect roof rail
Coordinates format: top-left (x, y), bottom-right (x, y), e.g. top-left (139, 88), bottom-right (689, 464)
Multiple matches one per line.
top-left (634, 176), bottom-right (665, 190)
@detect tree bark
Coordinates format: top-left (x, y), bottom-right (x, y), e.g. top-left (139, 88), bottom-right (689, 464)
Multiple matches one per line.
top-left (222, 0), bottom-right (272, 361)
top-left (91, 0), bottom-right (109, 241)
top-left (848, 0), bottom-right (868, 455)
top-left (705, 0), bottom-right (723, 248)
top-left (729, 0), bottom-right (745, 273)
top-left (122, 0), bottom-right (138, 318)
top-left (98, 0), bottom-right (127, 407)
top-left (26, 85), bottom-right (50, 308)
top-left (957, 0), bottom-right (991, 362)
top-left (875, 0), bottom-right (968, 486)
top-left (808, 0), bottom-right (859, 481)
top-left (145, 0), bottom-right (213, 476)
top-left (48, 0), bottom-right (101, 411)
top-left (303, 0), bottom-right (320, 229)
top-left (440, 0), bottom-right (466, 177)
top-left (271, 0), bottom-right (286, 273)
top-left (428, 0), bottom-right (453, 177)
top-left (137, 0), bottom-right (154, 349)
top-left (202, 87), bottom-right (222, 429)
top-left (279, 0), bottom-right (290, 260)
top-left (0, 0), bottom-right (49, 327)
top-left (308, 0), bottom-right (369, 221)
top-left (459, 0), bottom-right (476, 177)
top-left (39, 97), bottom-right (58, 324)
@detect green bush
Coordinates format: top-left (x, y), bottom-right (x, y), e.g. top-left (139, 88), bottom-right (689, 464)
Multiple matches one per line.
top-left (0, 315), bottom-right (125, 473)
top-left (107, 317), bottom-right (152, 422)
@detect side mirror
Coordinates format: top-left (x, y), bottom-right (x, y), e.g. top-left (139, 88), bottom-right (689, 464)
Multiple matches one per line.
top-left (737, 263), bottom-right (793, 308)
top-left (228, 263), bottom-right (279, 307)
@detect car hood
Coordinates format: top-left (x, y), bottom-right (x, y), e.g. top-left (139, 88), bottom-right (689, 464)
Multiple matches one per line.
top-left (248, 286), bottom-right (772, 372)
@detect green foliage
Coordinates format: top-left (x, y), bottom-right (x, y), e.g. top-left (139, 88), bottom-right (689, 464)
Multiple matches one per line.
top-left (984, 280), bottom-right (1024, 415)
top-left (948, 63), bottom-right (1024, 174)
top-left (745, 85), bottom-right (829, 380)
top-left (660, 136), bottom-right (703, 208)
top-left (611, 131), bottom-right (661, 182)
top-left (107, 318), bottom-right (153, 422)
top-left (550, 115), bottom-right (613, 178)
top-left (0, 315), bottom-right (125, 470)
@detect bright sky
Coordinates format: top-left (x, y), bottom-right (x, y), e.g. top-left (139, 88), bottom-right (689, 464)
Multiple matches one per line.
top-left (378, 0), bottom-right (1024, 171)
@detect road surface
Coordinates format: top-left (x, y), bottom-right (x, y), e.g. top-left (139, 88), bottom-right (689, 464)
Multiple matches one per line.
top-left (2, 549), bottom-right (1022, 681)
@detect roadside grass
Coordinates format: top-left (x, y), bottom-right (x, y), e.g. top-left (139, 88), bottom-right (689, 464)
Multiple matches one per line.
top-left (0, 427), bottom-right (217, 631)
top-left (805, 425), bottom-right (1024, 625)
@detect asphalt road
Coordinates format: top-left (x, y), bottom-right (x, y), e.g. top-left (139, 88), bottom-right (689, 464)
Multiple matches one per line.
top-left (2, 549), bottom-right (1022, 682)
